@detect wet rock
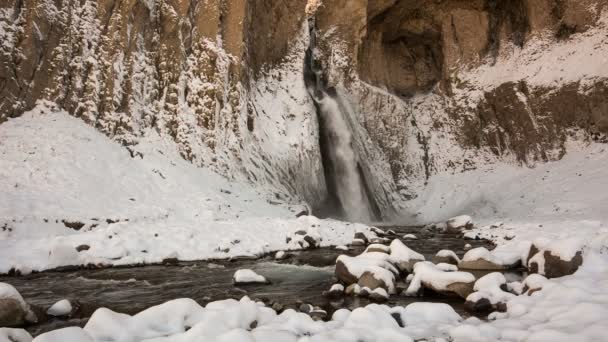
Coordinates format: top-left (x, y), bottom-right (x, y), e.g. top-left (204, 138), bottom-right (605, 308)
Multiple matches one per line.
top-left (459, 258), bottom-right (513, 270)
top-left (303, 235), bottom-right (320, 248)
top-left (0, 298), bottom-right (26, 327)
top-left (358, 287), bottom-right (371, 297)
top-left (294, 230), bottom-right (307, 236)
top-left (464, 297), bottom-right (493, 314)
top-left (295, 210), bottom-right (308, 218)
top-left (326, 284), bottom-right (344, 298)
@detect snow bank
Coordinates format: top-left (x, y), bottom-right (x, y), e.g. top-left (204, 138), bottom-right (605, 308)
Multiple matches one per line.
top-left (0, 106), bottom-right (372, 272)
top-left (27, 297), bottom-right (464, 342)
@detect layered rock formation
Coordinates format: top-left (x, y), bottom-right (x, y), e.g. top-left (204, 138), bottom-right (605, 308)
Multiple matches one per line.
top-left (1, 0), bottom-right (607, 220)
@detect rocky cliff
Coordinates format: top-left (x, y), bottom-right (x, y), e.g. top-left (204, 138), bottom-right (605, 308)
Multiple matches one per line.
top-left (2, 0), bottom-right (607, 221)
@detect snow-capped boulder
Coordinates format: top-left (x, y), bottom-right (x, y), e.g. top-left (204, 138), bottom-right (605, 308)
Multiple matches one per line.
top-left (464, 273), bottom-right (514, 314)
top-left (335, 254), bottom-right (397, 293)
top-left (459, 247), bottom-right (520, 270)
top-left (326, 284), bottom-right (344, 298)
top-left (353, 232), bottom-right (369, 244)
top-left (445, 215), bottom-right (473, 233)
top-left (274, 251), bottom-right (287, 260)
top-left (233, 269), bottom-right (269, 285)
top-left (432, 250), bottom-right (460, 266)
top-left (405, 262), bottom-right (475, 299)
top-left (369, 288), bottom-right (389, 302)
top-left (33, 327), bottom-right (93, 342)
top-left (0, 283), bottom-right (36, 327)
top-left (527, 238), bottom-right (584, 278)
top-left (364, 244), bottom-right (390, 254)
top-left (47, 299), bottom-right (72, 317)
top-left (403, 234), bottom-right (418, 240)
top-left (389, 240), bottom-right (425, 273)
top-left (0, 328), bottom-right (33, 342)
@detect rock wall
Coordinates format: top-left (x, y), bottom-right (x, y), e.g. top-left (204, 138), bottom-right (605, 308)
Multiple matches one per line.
top-left (1, 0), bottom-right (608, 220)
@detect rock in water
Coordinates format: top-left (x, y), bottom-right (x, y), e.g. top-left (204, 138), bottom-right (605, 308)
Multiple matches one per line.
top-left (233, 269), bottom-right (269, 285)
top-left (0, 298), bottom-right (26, 327)
top-left (47, 299), bottom-right (73, 317)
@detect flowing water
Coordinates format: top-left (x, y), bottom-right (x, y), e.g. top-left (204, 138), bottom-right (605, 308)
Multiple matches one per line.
top-left (0, 226), bottom-right (524, 336)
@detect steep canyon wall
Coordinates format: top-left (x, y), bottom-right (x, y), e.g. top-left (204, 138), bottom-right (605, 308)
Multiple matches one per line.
top-left (1, 0), bottom-right (607, 220)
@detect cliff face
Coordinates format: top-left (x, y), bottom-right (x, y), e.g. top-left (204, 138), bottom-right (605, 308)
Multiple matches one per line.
top-left (1, 0), bottom-right (608, 220)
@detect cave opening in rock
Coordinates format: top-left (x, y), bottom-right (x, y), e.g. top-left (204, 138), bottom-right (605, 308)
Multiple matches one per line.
top-left (304, 18), bottom-right (379, 223)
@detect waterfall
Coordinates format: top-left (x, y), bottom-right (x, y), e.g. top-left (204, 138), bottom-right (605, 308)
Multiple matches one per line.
top-left (304, 18), bottom-right (375, 223)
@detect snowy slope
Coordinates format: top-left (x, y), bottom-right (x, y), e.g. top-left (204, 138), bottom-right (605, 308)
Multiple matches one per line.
top-left (0, 102), bottom-right (369, 273)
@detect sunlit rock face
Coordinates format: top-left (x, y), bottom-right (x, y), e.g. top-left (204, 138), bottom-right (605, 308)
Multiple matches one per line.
top-left (1, 0), bottom-right (607, 221)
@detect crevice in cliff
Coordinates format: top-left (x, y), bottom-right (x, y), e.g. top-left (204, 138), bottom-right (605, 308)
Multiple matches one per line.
top-left (304, 18), bottom-right (380, 223)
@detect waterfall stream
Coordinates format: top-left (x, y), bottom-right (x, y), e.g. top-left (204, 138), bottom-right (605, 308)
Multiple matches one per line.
top-left (304, 18), bottom-right (375, 223)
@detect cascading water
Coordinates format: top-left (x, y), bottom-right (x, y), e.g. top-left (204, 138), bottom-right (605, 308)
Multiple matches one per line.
top-left (304, 18), bottom-right (375, 223)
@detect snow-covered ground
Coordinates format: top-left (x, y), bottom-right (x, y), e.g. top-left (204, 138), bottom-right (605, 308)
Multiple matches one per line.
top-left (0, 102), bottom-right (369, 274)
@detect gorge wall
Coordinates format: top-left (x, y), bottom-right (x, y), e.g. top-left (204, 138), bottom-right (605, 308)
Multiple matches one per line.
top-left (1, 0), bottom-right (607, 221)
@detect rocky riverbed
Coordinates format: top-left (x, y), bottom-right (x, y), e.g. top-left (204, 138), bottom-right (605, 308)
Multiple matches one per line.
top-left (1, 226), bottom-right (523, 337)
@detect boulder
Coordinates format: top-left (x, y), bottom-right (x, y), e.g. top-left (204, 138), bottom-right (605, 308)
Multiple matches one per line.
top-left (344, 284), bottom-right (361, 296)
top-left (364, 244), bottom-right (390, 254)
top-left (0, 298), bottom-right (26, 327)
top-left (432, 250), bottom-right (460, 266)
top-left (464, 297), bottom-right (493, 314)
top-left (389, 239), bottom-right (425, 273)
top-left (335, 259), bottom-right (358, 284)
top-left (353, 232), bottom-right (369, 244)
top-left (446, 215), bottom-right (473, 233)
top-left (369, 288), bottom-right (389, 302)
top-left (528, 250), bottom-right (583, 279)
top-left (326, 284), bottom-right (344, 298)
top-left (357, 271), bottom-right (388, 291)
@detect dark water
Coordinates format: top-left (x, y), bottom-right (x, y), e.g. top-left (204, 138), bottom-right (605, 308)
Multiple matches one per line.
top-left (0, 226), bottom-right (522, 336)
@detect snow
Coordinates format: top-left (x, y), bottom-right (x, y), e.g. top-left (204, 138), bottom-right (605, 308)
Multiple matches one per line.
top-left (461, 246), bottom-right (524, 267)
top-left (0, 328), bottom-right (32, 342)
top-left (26, 297), bottom-right (465, 342)
top-left (467, 273), bottom-right (515, 305)
top-left (46, 299), bottom-right (72, 317)
top-left (532, 237), bottom-right (585, 261)
top-left (403, 234), bottom-right (417, 240)
top-left (233, 270), bottom-right (267, 284)
top-left (389, 239), bottom-right (425, 264)
top-left (435, 263), bottom-right (458, 272)
top-left (0, 105), bottom-right (373, 273)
